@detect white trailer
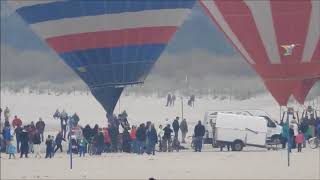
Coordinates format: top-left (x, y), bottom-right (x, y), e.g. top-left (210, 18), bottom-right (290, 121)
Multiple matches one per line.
top-left (214, 113), bottom-right (268, 151)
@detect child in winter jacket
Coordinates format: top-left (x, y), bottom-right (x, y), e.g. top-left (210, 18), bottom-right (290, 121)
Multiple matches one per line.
top-left (78, 137), bottom-right (88, 157)
top-left (295, 131), bottom-right (304, 152)
top-left (7, 141), bottom-right (16, 159)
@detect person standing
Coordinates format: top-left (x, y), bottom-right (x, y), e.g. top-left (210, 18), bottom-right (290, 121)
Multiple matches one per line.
top-left (288, 125), bottom-right (294, 153)
top-left (172, 117), bottom-right (180, 140)
top-left (136, 123), bottom-right (146, 154)
top-left (12, 116), bottom-right (22, 129)
top-left (4, 107), bottom-right (10, 121)
top-left (157, 125), bottom-right (164, 152)
top-left (194, 121), bottom-right (205, 152)
top-left (60, 110), bottom-right (68, 138)
top-left (33, 130), bottom-right (42, 158)
top-left (53, 109), bottom-right (60, 119)
top-left (291, 120), bottom-right (298, 149)
top-left (78, 136), bottom-right (88, 157)
top-left (72, 113), bottom-right (80, 127)
top-left (122, 129), bottom-right (131, 153)
top-left (162, 124), bottom-right (173, 152)
top-left (45, 135), bottom-right (53, 158)
top-left (7, 141), bottom-right (16, 159)
top-left (20, 127), bottom-right (29, 158)
top-left (0, 107), bottom-right (2, 121)
top-left (295, 131), bottom-right (304, 153)
top-left (96, 131), bottom-right (105, 155)
top-left (281, 122), bottom-right (289, 149)
top-left (166, 94), bottom-right (171, 107)
top-left (103, 127), bottom-right (111, 153)
top-left (3, 126), bottom-right (12, 151)
top-left (299, 119), bottom-right (309, 148)
top-left (171, 95), bottom-right (176, 106)
top-left (108, 123), bottom-right (119, 152)
top-left (180, 119), bottom-right (188, 143)
top-left (146, 124), bottom-right (158, 155)
top-left (36, 118), bottom-right (45, 142)
top-left (14, 125), bottom-right (23, 153)
top-left (130, 125), bottom-right (137, 153)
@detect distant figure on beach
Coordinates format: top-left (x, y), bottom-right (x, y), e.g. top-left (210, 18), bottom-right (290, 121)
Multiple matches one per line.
top-left (166, 94), bottom-right (171, 107)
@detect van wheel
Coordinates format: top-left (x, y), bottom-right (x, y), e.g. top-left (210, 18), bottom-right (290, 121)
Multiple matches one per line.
top-left (232, 140), bottom-right (244, 151)
top-left (271, 135), bottom-right (281, 145)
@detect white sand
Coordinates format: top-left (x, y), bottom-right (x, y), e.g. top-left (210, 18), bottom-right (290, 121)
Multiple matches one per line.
top-left (1, 145), bottom-right (319, 179)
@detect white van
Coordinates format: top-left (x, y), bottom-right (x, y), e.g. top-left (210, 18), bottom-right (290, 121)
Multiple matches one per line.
top-left (203, 109), bottom-right (282, 146)
top-left (214, 113), bottom-right (268, 151)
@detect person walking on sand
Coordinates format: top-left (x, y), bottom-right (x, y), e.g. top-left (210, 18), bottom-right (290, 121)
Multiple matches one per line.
top-left (54, 132), bottom-right (65, 153)
top-left (166, 94), bottom-right (171, 107)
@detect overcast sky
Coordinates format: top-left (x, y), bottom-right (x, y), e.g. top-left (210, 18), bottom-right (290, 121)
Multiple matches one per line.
top-left (1, 1), bottom-right (318, 95)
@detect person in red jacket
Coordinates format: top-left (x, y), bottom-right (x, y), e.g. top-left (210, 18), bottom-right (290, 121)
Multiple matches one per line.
top-left (130, 125), bottom-right (137, 153)
top-left (103, 128), bottom-right (111, 153)
top-left (12, 116), bottom-right (22, 129)
top-left (295, 130), bottom-right (304, 152)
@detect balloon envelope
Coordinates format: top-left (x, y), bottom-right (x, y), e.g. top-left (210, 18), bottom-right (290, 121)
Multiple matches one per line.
top-left (10, 0), bottom-right (196, 114)
top-left (200, 0), bottom-right (320, 105)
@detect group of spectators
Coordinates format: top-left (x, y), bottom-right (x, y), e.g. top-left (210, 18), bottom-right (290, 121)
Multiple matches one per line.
top-left (0, 106), bottom-right (207, 159)
top-left (0, 107), bottom-right (46, 158)
top-left (280, 113), bottom-right (320, 152)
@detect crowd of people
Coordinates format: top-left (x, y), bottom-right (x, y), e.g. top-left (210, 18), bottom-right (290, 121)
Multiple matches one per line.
top-left (280, 113), bottom-right (320, 153)
top-left (2, 105), bottom-right (319, 159)
top-left (0, 106), bottom-right (208, 159)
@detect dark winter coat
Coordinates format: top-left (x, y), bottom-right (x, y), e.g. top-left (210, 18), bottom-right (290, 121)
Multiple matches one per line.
top-left (122, 130), bottom-right (131, 153)
top-left (72, 114), bottom-right (80, 124)
top-left (172, 120), bottom-right (180, 132)
top-left (97, 132), bottom-right (105, 146)
top-left (55, 133), bottom-right (65, 145)
top-left (20, 131), bottom-right (29, 145)
top-left (194, 124), bottom-right (205, 137)
top-left (36, 121), bottom-right (45, 132)
top-left (136, 127), bottom-right (146, 141)
top-left (33, 132), bottom-right (41, 145)
top-left (146, 128), bottom-right (158, 144)
top-left (82, 125), bottom-right (92, 141)
top-left (15, 126), bottom-right (23, 140)
top-left (163, 126), bottom-right (173, 140)
top-left (108, 125), bottom-right (119, 140)
top-left (299, 121), bottom-right (308, 133)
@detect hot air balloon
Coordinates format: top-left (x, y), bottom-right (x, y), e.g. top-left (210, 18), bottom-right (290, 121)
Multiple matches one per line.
top-left (9, 0), bottom-right (196, 115)
top-left (199, 0), bottom-right (320, 106)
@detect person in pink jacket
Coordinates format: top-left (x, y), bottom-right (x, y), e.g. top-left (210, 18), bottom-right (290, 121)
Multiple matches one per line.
top-left (295, 130), bottom-right (304, 152)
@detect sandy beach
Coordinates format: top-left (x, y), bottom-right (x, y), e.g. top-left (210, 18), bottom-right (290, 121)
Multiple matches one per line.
top-left (1, 145), bottom-right (320, 179)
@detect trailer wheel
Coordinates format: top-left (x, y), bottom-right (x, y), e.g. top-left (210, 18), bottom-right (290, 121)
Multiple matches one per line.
top-left (232, 140), bottom-right (244, 151)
